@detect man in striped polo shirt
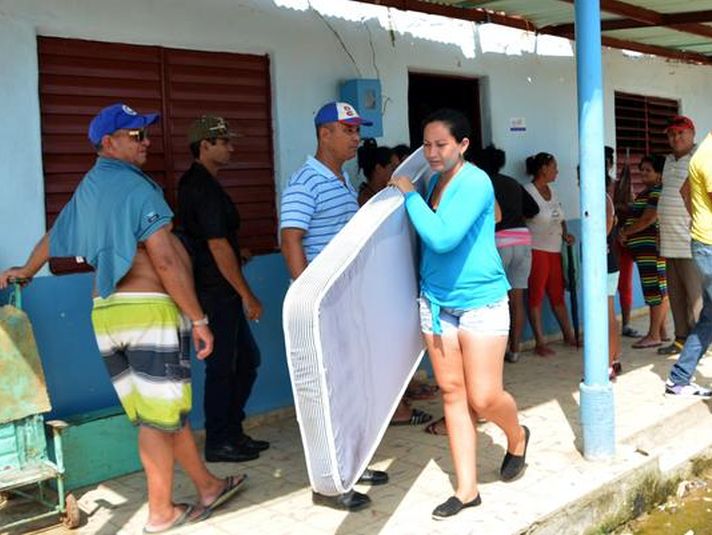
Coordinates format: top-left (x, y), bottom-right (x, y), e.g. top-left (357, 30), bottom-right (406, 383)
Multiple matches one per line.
top-left (280, 101), bottom-right (388, 511)
top-left (657, 115), bottom-right (702, 356)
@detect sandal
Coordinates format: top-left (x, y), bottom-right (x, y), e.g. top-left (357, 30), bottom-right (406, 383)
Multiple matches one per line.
top-left (534, 345), bottom-right (555, 357)
top-left (143, 503), bottom-right (201, 534)
top-left (405, 383), bottom-right (439, 400)
top-left (199, 474), bottom-right (247, 518)
top-left (424, 417), bottom-right (448, 435)
top-left (631, 338), bottom-right (662, 349)
top-left (391, 408), bottom-right (433, 426)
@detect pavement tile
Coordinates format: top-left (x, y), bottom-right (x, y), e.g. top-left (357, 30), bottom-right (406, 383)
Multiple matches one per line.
top-left (19, 315), bottom-right (712, 535)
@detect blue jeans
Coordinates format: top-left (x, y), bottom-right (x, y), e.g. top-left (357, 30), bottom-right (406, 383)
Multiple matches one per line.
top-left (669, 240), bottom-right (712, 385)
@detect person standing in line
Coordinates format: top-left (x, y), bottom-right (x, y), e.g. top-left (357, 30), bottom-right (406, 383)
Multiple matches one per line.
top-left (618, 154), bottom-right (669, 349)
top-left (524, 152), bottom-right (577, 356)
top-left (665, 128), bottom-right (712, 397)
top-left (475, 144), bottom-right (539, 364)
top-left (356, 138), bottom-right (399, 206)
top-left (605, 170), bottom-right (623, 380)
top-left (280, 101), bottom-right (389, 512)
top-left (356, 138), bottom-right (433, 427)
top-left (657, 116), bottom-right (702, 356)
top-left (390, 109), bottom-right (529, 520)
top-left (609, 146), bottom-right (641, 339)
top-left (177, 115), bottom-right (270, 464)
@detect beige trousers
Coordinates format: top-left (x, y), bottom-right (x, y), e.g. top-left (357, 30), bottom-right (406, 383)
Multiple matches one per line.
top-left (666, 257), bottom-right (702, 340)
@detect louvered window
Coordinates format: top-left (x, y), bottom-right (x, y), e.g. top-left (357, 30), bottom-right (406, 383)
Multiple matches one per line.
top-left (614, 91), bottom-right (679, 189)
top-left (38, 37), bottom-right (277, 274)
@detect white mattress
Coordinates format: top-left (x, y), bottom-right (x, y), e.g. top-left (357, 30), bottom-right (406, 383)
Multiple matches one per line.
top-left (282, 148), bottom-right (431, 495)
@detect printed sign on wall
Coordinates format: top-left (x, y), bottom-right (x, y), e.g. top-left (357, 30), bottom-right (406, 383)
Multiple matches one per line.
top-left (510, 117), bottom-right (527, 132)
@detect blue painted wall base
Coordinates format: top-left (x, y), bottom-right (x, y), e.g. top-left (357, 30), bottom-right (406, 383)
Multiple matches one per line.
top-left (0, 220), bottom-right (643, 431)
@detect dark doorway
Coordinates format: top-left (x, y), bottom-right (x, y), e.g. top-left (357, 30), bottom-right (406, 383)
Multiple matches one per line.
top-left (408, 73), bottom-right (482, 151)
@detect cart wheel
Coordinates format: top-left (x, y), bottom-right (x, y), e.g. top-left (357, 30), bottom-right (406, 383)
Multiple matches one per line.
top-left (62, 493), bottom-right (81, 529)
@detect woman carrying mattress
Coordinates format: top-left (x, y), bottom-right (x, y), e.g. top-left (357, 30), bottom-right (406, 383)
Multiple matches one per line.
top-left (390, 109), bottom-right (529, 520)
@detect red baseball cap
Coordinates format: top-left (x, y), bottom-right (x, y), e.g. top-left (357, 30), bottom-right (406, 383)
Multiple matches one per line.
top-left (665, 115), bottom-right (695, 133)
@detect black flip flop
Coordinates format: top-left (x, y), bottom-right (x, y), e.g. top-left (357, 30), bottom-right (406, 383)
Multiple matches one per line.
top-left (143, 503), bottom-right (196, 534)
top-left (201, 474), bottom-right (248, 517)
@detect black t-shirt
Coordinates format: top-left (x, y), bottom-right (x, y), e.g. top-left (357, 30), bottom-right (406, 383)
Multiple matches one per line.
top-left (607, 230), bottom-right (620, 273)
top-left (177, 162), bottom-right (241, 293)
top-left (490, 173), bottom-right (540, 232)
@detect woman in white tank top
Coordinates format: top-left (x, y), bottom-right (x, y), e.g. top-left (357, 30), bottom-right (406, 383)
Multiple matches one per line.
top-left (524, 153), bottom-right (577, 356)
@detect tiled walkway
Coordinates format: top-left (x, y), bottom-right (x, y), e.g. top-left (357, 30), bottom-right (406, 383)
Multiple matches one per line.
top-left (7, 315), bottom-right (712, 535)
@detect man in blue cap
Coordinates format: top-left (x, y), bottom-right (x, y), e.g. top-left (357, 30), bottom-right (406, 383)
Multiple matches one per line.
top-left (280, 101), bottom-right (388, 511)
top-left (0, 103), bottom-right (245, 533)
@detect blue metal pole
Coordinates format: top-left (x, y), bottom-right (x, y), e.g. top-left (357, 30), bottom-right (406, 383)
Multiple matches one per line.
top-left (575, 0), bottom-right (615, 459)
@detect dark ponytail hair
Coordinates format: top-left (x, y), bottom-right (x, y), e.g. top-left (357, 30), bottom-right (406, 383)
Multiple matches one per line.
top-left (526, 152), bottom-right (555, 177)
top-left (638, 153), bottom-right (665, 175)
top-left (422, 108), bottom-right (471, 143)
top-left (357, 138), bottom-right (394, 181)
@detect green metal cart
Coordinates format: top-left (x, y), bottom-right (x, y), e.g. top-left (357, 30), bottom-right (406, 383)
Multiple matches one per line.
top-left (0, 282), bottom-right (80, 530)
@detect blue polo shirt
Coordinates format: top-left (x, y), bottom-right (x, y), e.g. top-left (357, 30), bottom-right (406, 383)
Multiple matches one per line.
top-left (280, 156), bottom-right (359, 262)
top-left (49, 156), bottom-right (173, 298)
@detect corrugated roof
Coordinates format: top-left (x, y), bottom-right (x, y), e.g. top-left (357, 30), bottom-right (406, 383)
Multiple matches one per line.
top-left (357, 0), bottom-right (712, 65)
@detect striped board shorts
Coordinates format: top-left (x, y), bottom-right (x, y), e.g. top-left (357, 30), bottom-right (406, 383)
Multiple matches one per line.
top-left (91, 292), bottom-right (192, 432)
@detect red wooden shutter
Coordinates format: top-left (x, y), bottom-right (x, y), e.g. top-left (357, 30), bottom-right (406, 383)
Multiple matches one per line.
top-left (37, 37), bottom-right (277, 274)
top-left (614, 91), bottom-right (678, 190)
top-left (163, 48), bottom-right (277, 253)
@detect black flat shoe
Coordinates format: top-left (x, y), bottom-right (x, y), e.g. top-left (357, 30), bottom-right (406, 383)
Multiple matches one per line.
top-left (238, 434), bottom-right (270, 452)
top-left (312, 490), bottom-right (370, 511)
top-left (432, 494), bottom-right (481, 520)
top-left (357, 468), bottom-right (389, 486)
top-left (500, 425), bottom-right (530, 481)
top-left (205, 443), bottom-right (259, 463)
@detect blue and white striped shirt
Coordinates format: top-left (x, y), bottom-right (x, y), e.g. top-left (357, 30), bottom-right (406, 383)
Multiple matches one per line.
top-left (280, 156), bottom-right (359, 262)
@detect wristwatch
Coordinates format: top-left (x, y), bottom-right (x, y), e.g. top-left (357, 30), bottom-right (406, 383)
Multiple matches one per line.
top-left (192, 315), bottom-right (209, 327)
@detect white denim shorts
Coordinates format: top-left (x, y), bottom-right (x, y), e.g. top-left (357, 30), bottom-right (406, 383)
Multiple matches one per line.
top-left (418, 296), bottom-right (510, 336)
top-left (607, 271), bottom-right (620, 297)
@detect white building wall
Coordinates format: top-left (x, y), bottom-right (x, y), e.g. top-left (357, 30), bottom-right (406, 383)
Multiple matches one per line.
top-left (0, 15), bottom-right (47, 266)
top-left (1, 0), bottom-right (712, 265)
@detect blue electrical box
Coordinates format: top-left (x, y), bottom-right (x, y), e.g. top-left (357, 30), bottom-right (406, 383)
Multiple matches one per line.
top-left (340, 79), bottom-right (383, 138)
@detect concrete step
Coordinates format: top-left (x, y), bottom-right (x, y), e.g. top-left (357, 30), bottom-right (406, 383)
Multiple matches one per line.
top-left (525, 398), bottom-right (712, 535)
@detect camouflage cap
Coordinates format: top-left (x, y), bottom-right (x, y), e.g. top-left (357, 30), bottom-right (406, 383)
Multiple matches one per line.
top-left (188, 115), bottom-right (238, 143)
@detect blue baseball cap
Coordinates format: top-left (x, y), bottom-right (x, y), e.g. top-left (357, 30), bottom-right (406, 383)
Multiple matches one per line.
top-left (88, 103), bottom-right (160, 145)
top-left (314, 101), bottom-right (373, 127)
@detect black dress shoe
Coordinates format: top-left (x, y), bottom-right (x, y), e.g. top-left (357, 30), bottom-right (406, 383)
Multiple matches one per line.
top-left (357, 468), bottom-right (389, 486)
top-left (312, 490), bottom-right (370, 511)
top-left (500, 425), bottom-right (530, 481)
top-left (432, 494), bottom-right (481, 520)
top-left (238, 434), bottom-right (270, 452)
top-left (205, 443), bottom-right (259, 463)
